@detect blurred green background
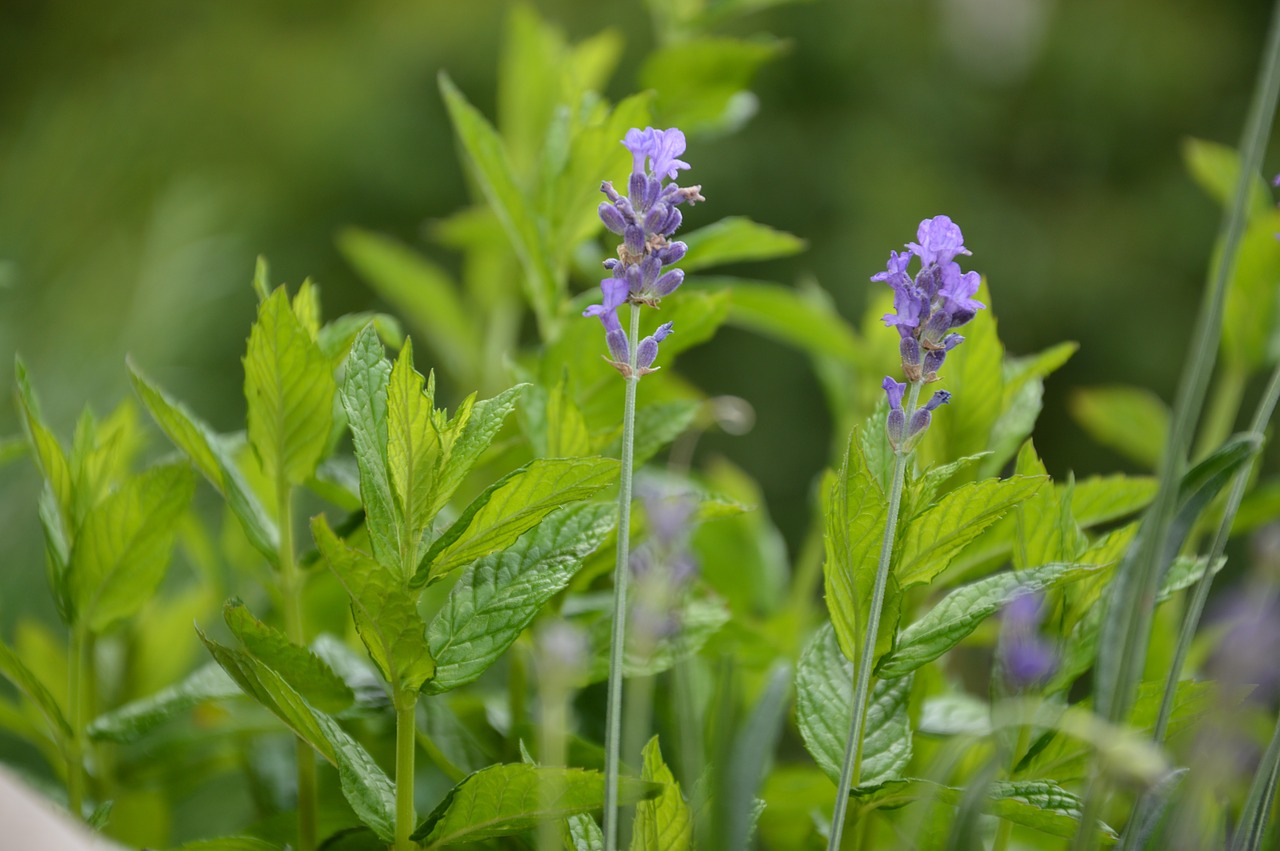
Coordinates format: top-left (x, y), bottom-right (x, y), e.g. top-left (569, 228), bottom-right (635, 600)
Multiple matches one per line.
top-left (1, 0), bottom-right (1275, 635)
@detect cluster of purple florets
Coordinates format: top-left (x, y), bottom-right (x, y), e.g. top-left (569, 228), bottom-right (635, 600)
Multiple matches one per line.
top-left (584, 127), bottom-right (704, 378)
top-left (999, 591), bottom-right (1057, 690)
top-left (872, 215), bottom-right (985, 449)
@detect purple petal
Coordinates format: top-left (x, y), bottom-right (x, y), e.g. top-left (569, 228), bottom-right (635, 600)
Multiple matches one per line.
top-left (882, 376), bottom-right (906, 411)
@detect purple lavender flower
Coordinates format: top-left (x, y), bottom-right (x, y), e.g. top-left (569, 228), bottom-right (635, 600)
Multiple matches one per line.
top-left (999, 590), bottom-right (1057, 690)
top-left (629, 480), bottom-right (700, 642)
top-left (584, 127), bottom-right (703, 376)
top-left (883, 376), bottom-right (907, 448)
top-left (870, 215), bottom-right (985, 448)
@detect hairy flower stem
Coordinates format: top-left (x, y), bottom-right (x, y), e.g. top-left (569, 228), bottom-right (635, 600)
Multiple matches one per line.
top-left (827, 381), bottom-right (920, 851)
top-left (1155, 361), bottom-right (1280, 745)
top-left (394, 692), bottom-right (418, 851)
top-left (603, 303), bottom-right (642, 851)
top-left (277, 485), bottom-right (317, 851)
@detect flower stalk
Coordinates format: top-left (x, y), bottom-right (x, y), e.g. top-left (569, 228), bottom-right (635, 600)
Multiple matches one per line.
top-left (277, 484), bottom-right (317, 851)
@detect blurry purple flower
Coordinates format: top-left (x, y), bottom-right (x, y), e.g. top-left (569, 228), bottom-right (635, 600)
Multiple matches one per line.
top-left (999, 590), bottom-right (1057, 690)
top-left (1206, 589), bottom-right (1280, 702)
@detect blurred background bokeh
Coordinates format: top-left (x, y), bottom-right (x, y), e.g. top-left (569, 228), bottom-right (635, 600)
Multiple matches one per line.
top-left (1, 0), bottom-right (1275, 636)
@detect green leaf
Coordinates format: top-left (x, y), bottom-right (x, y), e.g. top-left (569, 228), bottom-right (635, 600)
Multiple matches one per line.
top-left (895, 475), bottom-right (1045, 589)
top-left (175, 837), bottom-right (283, 851)
top-left (1068, 475), bottom-right (1158, 526)
top-left (338, 228), bottom-right (477, 382)
top-left (1221, 210), bottom-right (1280, 369)
top-left (631, 737), bottom-right (692, 851)
top-left (386, 338), bottom-right (447, 564)
top-left (416, 456), bottom-right (618, 585)
top-left (412, 763), bottom-right (658, 847)
top-left (431, 382), bottom-right (526, 520)
top-left (13, 357), bottom-right (73, 522)
top-left (312, 516), bottom-right (435, 693)
top-left (546, 374), bottom-right (592, 458)
top-left (876, 562), bottom-right (1103, 679)
top-left (128, 361), bottom-right (279, 565)
top-left (1013, 443), bottom-right (1085, 570)
top-left (199, 629), bottom-right (397, 841)
top-left (244, 286), bottom-right (337, 487)
top-left (822, 430), bottom-right (898, 665)
top-left (427, 504), bottom-right (614, 694)
top-left (587, 592), bottom-right (730, 681)
top-left (1069, 385), bottom-right (1170, 470)
top-left (223, 601), bottom-right (354, 714)
top-left (87, 662), bottom-right (238, 743)
top-left (0, 637), bottom-right (73, 745)
top-left (339, 325), bottom-right (399, 570)
top-left (439, 71), bottom-right (558, 336)
top-left (677, 217), bottom-right (806, 273)
top-left (983, 780), bottom-right (1117, 843)
top-left (563, 814), bottom-right (604, 851)
top-left (1182, 138), bottom-right (1274, 218)
top-left (795, 623), bottom-right (912, 788)
top-left (70, 464), bottom-right (195, 633)
top-left (639, 37), bottom-right (783, 133)
top-left (715, 279), bottom-right (863, 364)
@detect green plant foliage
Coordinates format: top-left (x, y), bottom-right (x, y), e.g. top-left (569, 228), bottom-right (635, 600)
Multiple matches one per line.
top-left (426, 503), bottom-right (614, 693)
top-left (1069, 385), bottom-right (1171, 470)
top-left (87, 663), bottom-right (238, 744)
top-left (222, 600), bottom-right (354, 714)
top-left (678, 217), bottom-right (807, 273)
top-left (416, 456), bottom-right (619, 585)
top-left (410, 764), bottom-right (658, 848)
top-left (631, 737), bottom-right (692, 851)
top-left (796, 623), bottom-right (912, 789)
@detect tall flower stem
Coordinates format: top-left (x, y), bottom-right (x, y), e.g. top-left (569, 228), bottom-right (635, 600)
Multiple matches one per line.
top-left (603, 302), bottom-right (642, 851)
top-left (827, 381), bottom-right (920, 851)
top-left (277, 485), bottom-right (317, 851)
top-left (394, 690), bottom-right (418, 851)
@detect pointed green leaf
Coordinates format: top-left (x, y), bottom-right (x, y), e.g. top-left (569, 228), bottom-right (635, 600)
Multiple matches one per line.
top-left (983, 780), bottom-right (1117, 843)
top-left (13, 358), bottom-right (73, 521)
top-left (386, 338), bottom-right (444, 560)
top-left (428, 504), bottom-right (613, 694)
top-left (1069, 385), bottom-right (1170, 470)
top-left (631, 737), bottom-right (692, 851)
top-left (340, 325), bottom-right (399, 570)
top-left (439, 72), bottom-right (558, 335)
top-left (312, 516), bottom-right (434, 692)
top-left (128, 360), bottom-right (279, 565)
top-left (795, 622), bottom-right (912, 788)
top-left (0, 638), bottom-right (73, 745)
top-left (87, 662), bottom-right (238, 743)
top-left (71, 464), bottom-right (195, 633)
top-left (877, 562), bottom-right (1103, 679)
top-left (677, 217), bottom-right (806, 273)
top-left (223, 601), bottom-right (353, 714)
top-left (1223, 214), bottom-right (1280, 369)
top-left (1183, 138), bottom-right (1273, 218)
top-left (547, 375), bottom-right (592, 458)
top-left (896, 475), bottom-right (1044, 588)
top-left (430, 382), bottom-right (526, 519)
top-left (822, 430), bottom-right (898, 665)
top-left (1013, 443), bottom-right (1084, 570)
top-left (417, 456), bottom-right (618, 585)
top-left (338, 228), bottom-right (477, 381)
top-left (639, 36), bottom-right (783, 133)
top-left (1068, 475), bottom-right (1158, 526)
top-left (199, 629), bottom-right (397, 841)
top-left (244, 286), bottom-right (336, 486)
top-left (412, 763), bottom-right (658, 847)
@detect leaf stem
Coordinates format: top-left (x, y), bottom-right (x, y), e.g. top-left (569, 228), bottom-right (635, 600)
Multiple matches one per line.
top-left (827, 381), bottom-right (919, 851)
top-left (278, 484), bottom-right (317, 851)
top-left (395, 691), bottom-right (419, 851)
top-left (603, 302), bottom-right (642, 851)
top-left (66, 623), bottom-right (86, 820)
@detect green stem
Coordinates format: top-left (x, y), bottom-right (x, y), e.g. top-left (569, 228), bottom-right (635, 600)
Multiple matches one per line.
top-left (1192, 363), bottom-right (1247, 463)
top-left (66, 624), bottom-right (86, 820)
top-left (1232, 703), bottom-right (1280, 851)
top-left (827, 382), bottom-right (919, 851)
top-left (1154, 361), bottom-right (1280, 744)
top-left (992, 725), bottom-right (1032, 851)
top-left (278, 485), bottom-right (317, 851)
top-left (395, 692), bottom-right (419, 851)
top-left (603, 303), bottom-right (643, 851)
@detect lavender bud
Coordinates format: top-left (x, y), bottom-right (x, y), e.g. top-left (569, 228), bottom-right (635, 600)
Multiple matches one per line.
top-left (661, 206), bottom-right (683, 236)
top-left (921, 309), bottom-right (952, 347)
top-left (906, 390), bottom-right (951, 441)
top-left (624, 224), bottom-right (645, 258)
top-left (639, 255), bottom-right (662, 291)
top-left (653, 268), bottom-right (684, 297)
top-left (658, 240), bottom-right (688, 265)
top-left (900, 337), bottom-right (922, 382)
top-left (636, 322), bottom-right (675, 369)
top-left (629, 172), bottom-right (648, 209)
top-left (923, 348), bottom-right (946, 380)
top-left (598, 202), bottom-right (627, 235)
top-left (887, 409), bottom-right (906, 448)
top-left (606, 329), bottom-right (629, 363)
top-left (643, 202), bottom-right (668, 234)
top-left (600, 180), bottom-right (622, 204)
